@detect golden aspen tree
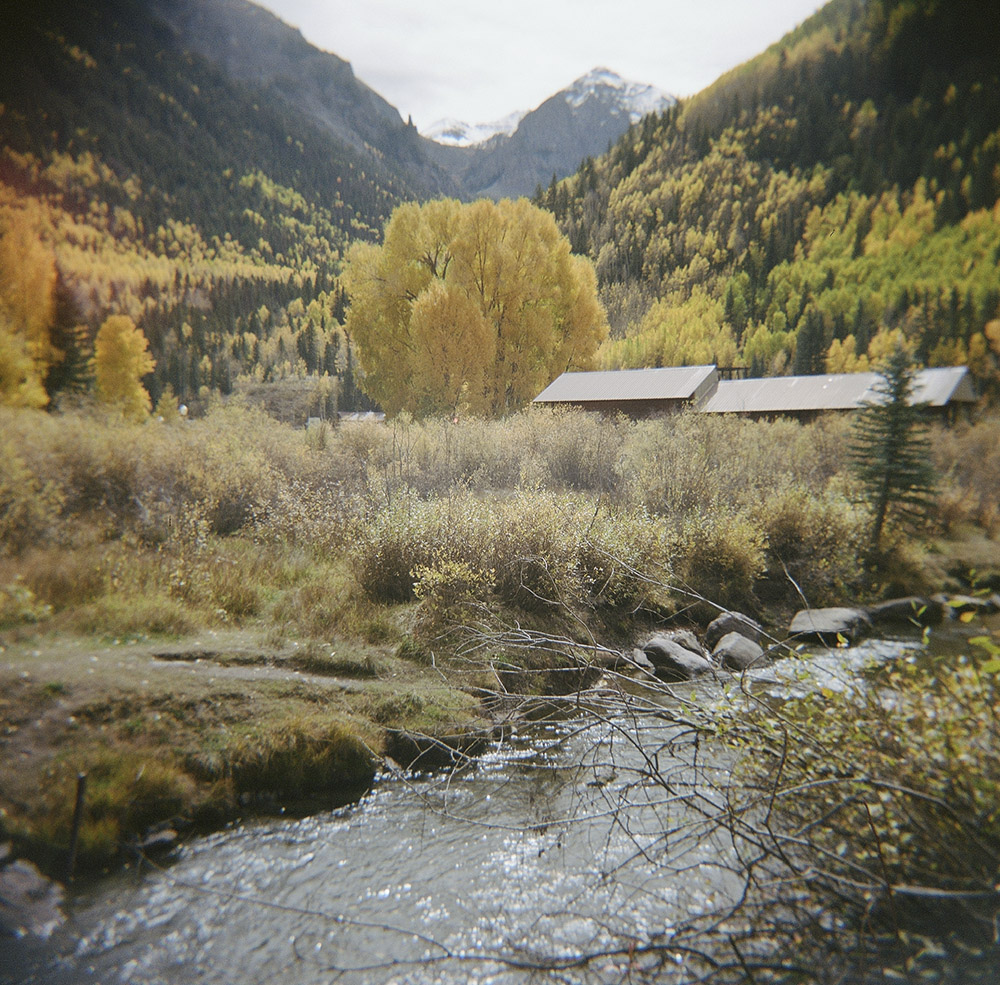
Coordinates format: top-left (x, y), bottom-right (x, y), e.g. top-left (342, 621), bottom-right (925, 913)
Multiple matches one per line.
top-left (342, 198), bottom-right (607, 417)
top-left (93, 315), bottom-right (155, 420)
top-left (0, 204), bottom-right (58, 407)
top-left (408, 281), bottom-right (493, 416)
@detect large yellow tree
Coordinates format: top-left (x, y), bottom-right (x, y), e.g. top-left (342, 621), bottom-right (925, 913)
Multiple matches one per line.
top-left (342, 198), bottom-right (607, 416)
top-left (94, 315), bottom-right (155, 421)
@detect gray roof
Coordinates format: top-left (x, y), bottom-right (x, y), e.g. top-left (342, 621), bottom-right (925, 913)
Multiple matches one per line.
top-left (700, 366), bottom-right (976, 414)
top-left (534, 365), bottom-right (718, 404)
top-left (909, 366), bottom-right (977, 406)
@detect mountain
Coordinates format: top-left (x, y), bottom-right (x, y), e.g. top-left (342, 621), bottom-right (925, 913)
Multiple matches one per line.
top-left (149, 0), bottom-right (457, 198)
top-left (423, 111), bottom-right (526, 149)
top-left (542, 0), bottom-right (1000, 392)
top-left (426, 69), bottom-right (676, 200)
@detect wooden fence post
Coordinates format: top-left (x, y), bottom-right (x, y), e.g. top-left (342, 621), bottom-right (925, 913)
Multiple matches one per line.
top-left (66, 772), bottom-right (87, 882)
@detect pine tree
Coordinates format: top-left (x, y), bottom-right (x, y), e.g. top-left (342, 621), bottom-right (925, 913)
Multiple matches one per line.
top-left (849, 345), bottom-right (937, 565)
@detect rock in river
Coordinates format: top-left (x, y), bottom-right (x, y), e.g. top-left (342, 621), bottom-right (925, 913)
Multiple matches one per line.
top-left (705, 611), bottom-right (763, 651)
top-left (641, 635), bottom-right (715, 682)
top-left (789, 607), bottom-right (872, 645)
top-left (713, 632), bottom-right (766, 671)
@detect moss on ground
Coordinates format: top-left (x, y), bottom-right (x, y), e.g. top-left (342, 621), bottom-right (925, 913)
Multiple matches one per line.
top-left (0, 628), bottom-right (488, 877)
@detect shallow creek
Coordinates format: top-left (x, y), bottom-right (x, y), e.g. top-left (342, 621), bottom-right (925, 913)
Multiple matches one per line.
top-left (4, 635), bottom-right (943, 984)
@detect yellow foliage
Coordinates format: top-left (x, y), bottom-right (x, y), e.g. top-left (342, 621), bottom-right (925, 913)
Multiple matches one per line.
top-left (825, 335), bottom-right (870, 373)
top-left (600, 287), bottom-right (738, 369)
top-left (94, 315), bottom-right (155, 421)
top-left (0, 317), bottom-right (48, 408)
top-left (408, 281), bottom-right (493, 416)
top-left (343, 198), bottom-right (607, 417)
top-left (0, 201), bottom-right (58, 407)
top-left (866, 328), bottom-right (910, 366)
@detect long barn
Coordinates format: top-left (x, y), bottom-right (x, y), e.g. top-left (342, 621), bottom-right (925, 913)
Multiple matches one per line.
top-left (533, 365), bottom-right (977, 421)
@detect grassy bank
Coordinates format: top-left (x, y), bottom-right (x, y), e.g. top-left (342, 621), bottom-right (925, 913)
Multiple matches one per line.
top-left (2, 400), bottom-right (999, 877)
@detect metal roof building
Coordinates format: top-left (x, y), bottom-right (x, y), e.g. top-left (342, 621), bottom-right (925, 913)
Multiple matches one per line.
top-left (532, 365), bottom-right (976, 420)
top-left (700, 366), bottom-right (977, 418)
top-left (533, 365), bottom-right (719, 417)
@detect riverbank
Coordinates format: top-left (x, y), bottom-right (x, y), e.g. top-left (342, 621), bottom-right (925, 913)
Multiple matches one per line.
top-left (0, 626), bottom-right (490, 886)
top-left (5, 611), bottom-right (998, 985)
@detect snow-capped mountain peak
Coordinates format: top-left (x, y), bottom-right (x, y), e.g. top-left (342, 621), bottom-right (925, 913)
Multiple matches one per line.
top-left (423, 110), bottom-right (526, 148)
top-left (422, 68), bottom-right (674, 149)
top-left (564, 67), bottom-right (674, 122)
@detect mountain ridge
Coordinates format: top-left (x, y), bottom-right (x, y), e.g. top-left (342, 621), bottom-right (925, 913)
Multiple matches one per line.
top-left (423, 67), bottom-right (675, 199)
top-left (540, 0), bottom-right (1000, 388)
top-left (424, 68), bottom-right (672, 150)
top-left (149, 0), bottom-right (459, 198)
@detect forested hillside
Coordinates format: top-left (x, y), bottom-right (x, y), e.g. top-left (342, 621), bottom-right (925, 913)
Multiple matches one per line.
top-left (540, 0), bottom-right (1000, 393)
top-left (4, 0), bottom-right (1000, 419)
top-left (0, 0), bottom-right (413, 412)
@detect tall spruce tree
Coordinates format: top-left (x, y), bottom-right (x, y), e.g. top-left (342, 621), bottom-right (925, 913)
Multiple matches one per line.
top-left (849, 345), bottom-right (937, 564)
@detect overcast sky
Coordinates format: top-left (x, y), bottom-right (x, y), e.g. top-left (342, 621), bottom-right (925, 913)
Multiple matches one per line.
top-left (257, 0), bottom-right (824, 132)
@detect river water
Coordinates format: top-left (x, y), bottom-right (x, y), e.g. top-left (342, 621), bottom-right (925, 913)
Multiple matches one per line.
top-left (1, 634), bottom-right (957, 984)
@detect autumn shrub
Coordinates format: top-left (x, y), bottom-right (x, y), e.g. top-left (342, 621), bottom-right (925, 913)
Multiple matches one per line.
top-left (44, 409), bottom-right (147, 525)
top-left (0, 576), bottom-right (52, 628)
top-left (932, 412), bottom-right (1000, 535)
top-left (674, 508), bottom-right (767, 615)
top-left (269, 561), bottom-right (381, 641)
top-left (10, 544), bottom-right (108, 610)
top-left (617, 412), bottom-right (848, 519)
top-left (439, 414), bottom-right (528, 490)
top-left (721, 646), bottom-right (1000, 980)
top-left (530, 409), bottom-right (625, 492)
top-left (260, 479), bottom-right (356, 551)
top-left (412, 558), bottom-right (494, 627)
top-left (0, 422), bottom-right (65, 553)
top-left (356, 489), bottom-right (678, 631)
top-left (355, 490), bottom-right (587, 612)
top-left (758, 484), bottom-right (868, 605)
top-left (574, 505), bottom-right (676, 615)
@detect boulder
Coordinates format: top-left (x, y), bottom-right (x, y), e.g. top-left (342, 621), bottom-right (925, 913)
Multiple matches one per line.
top-left (789, 607), bottom-right (872, 645)
top-left (0, 859), bottom-right (64, 940)
top-left (866, 596), bottom-right (944, 628)
top-left (713, 632), bottom-right (766, 672)
top-left (659, 629), bottom-right (706, 658)
top-left (705, 611), bottom-right (763, 651)
top-left (641, 635), bottom-right (715, 682)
